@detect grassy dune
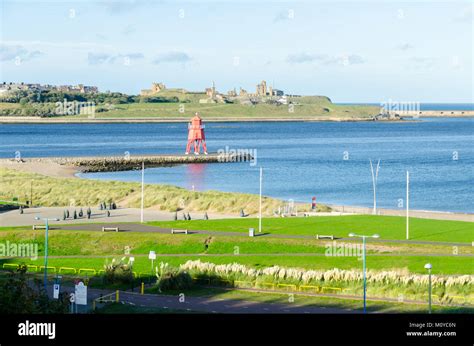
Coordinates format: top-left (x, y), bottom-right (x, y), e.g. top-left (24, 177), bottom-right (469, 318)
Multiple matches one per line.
top-left (0, 167), bottom-right (325, 214)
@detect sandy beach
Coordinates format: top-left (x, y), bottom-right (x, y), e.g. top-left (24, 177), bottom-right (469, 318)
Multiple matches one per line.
top-left (0, 158), bottom-right (77, 178)
top-left (1, 156), bottom-right (472, 222)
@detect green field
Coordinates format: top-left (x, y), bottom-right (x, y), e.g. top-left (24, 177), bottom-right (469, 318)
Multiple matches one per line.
top-left (1, 215), bottom-right (472, 312)
top-left (70, 101), bottom-right (378, 119)
top-left (3, 253), bottom-right (471, 275)
top-left (0, 94), bottom-right (380, 120)
top-left (149, 215), bottom-right (473, 243)
top-left (0, 213), bottom-right (472, 275)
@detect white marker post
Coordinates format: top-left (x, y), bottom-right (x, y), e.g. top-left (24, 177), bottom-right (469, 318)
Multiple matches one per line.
top-left (369, 159), bottom-right (380, 215)
top-left (406, 170), bottom-right (410, 240)
top-left (259, 167), bottom-right (263, 233)
top-left (140, 161), bottom-right (145, 223)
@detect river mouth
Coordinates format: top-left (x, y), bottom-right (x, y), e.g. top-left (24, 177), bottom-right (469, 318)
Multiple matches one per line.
top-left (2, 118), bottom-right (473, 213)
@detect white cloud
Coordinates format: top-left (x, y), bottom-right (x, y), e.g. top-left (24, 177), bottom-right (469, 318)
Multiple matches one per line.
top-left (152, 51), bottom-right (192, 64)
top-left (406, 56), bottom-right (436, 71)
top-left (273, 9), bottom-right (294, 23)
top-left (454, 6), bottom-right (473, 22)
top-left (87, 52), bottom-right (144, 65)
top-left (0, 44), bottom-right (44, 62)
top-left (396, 42), bottom-right (414, 51)
top-left (286, 52), bottom-right (365, 65)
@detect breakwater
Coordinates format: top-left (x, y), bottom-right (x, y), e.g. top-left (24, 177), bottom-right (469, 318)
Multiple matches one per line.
top-left (1, 153), bottom-right (253, 173)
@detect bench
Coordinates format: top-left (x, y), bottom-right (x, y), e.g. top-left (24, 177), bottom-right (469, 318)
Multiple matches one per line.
top-left (171, 229), bottom-right (188, 235)
top-left (316, 234), bottom-right (334, 240)
top-left (32, 225), bottom-right (46, 230)
top-left (102, 227), bottom-right (120, 232)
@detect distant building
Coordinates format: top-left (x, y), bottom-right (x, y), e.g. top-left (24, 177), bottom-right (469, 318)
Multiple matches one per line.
top-left (272, 89), bottom-right (284, 96)
top-left (137, 80), bottom-right (285, 103)
top-left (239, 87), bottom-right (248, 96)
top-left (254, 80), bottom-right (284, 97)
top-left (201, 81), bottom-right (228, 103)
top-left (256, 80), bottom-right (267, 96)
top-left (205, 81), bottom-right (216, 98)
top-left (0, 82), bottom-right (98, 94)
top-left (141, 82), bottom-right (166, 96)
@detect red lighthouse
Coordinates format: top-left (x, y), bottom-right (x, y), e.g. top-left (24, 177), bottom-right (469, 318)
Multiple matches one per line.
top-left (185, 113), bottom-right (208, 155)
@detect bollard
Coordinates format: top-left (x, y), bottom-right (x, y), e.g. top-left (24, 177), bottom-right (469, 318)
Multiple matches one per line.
top-left (141, 282), bottom-right (144, 295)
top-left (249, 228), bottom-right (255, 237)
top-left (115, 290), bottom-right (119, 302)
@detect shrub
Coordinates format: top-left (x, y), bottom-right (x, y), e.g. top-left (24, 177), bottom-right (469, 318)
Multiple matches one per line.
top-left (155, 262), bottom-right (193, 291)
top-left (103, 258), bottom-right (134, 284)
top-left (0, 264), bottom-right (69, 313)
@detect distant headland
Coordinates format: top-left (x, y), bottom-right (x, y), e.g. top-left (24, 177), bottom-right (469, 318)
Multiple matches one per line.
top-left (0, 81), bottom-right (471, 123)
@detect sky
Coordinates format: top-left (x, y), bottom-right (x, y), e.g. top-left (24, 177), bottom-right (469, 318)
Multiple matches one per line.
top-left (0, 0), bottom-right (472, 103)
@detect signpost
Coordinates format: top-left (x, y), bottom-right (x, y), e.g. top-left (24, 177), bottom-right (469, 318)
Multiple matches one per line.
top-left (53, 284), bottom-right (60, 299)
top-left (53, 275), bottom-right (62, 299)
top-left (249, 228), bottom-right (255, 237)
top-left (74, 281), bottom-right (87, 306)
top-left (69, 293), bottom-right (75, 314)
top-left (148, 250), bottom-right (156, 276)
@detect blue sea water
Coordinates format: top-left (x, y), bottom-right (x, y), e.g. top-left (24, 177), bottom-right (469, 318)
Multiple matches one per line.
top-left (0, 117), bottom-right (473, 213)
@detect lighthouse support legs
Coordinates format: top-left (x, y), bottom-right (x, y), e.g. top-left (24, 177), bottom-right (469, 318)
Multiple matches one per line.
top-left (185, 140), bottom-right (194, 155)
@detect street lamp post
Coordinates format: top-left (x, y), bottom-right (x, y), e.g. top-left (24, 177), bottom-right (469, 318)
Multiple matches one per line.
top-left (35, 216), bottom-right (59, 292)
top-left (349, 232), bottom-right (380, 313)
top-left (424, 263), bottom-right (432, 314)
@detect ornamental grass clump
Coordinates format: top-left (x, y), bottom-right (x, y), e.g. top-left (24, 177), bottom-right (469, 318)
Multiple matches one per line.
top-left (179, 260), bottom-right (474, 299)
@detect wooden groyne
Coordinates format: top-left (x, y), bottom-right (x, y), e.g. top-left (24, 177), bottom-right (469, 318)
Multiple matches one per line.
top-left (1, 153), bottom-right (254, 173)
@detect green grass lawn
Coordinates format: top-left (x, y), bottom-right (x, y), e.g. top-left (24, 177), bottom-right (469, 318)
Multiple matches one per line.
top-left (0, 214), bottom-right (472, 275)
top-left (149, 215), bottom-right (474, 243)
top-left (2, 252), bottom-right (472, 275)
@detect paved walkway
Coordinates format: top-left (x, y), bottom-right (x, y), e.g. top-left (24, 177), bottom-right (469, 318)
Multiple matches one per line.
top-left (0, 207), bottom-right (235, 227)
top-left (47, 285), bottom-right (353, 314)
